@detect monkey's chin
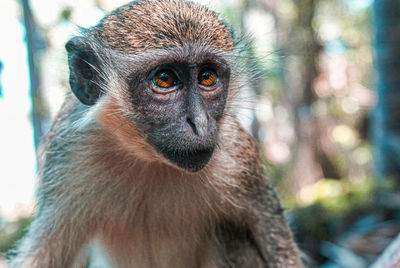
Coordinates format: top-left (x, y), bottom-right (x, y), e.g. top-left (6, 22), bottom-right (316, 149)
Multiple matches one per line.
top-left (161, 147), bottom-right (214, 172)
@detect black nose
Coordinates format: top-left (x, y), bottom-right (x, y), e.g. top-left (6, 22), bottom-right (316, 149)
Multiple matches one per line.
top-left (185, 86), bottom-right (209, 137)
top-left (186, 117), bottom-right (197, 134)
top-left (185, 111), bottom-right (208, 137)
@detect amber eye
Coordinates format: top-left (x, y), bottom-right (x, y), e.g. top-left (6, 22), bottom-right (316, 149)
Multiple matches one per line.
top-left (153, 70), bottom-right (179, 93)
top-left (198, 68), bottom-right (218, 88)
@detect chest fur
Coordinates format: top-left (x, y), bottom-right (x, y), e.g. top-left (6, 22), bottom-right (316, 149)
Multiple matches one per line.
top-left (88, 166), bottom-right (228, 268)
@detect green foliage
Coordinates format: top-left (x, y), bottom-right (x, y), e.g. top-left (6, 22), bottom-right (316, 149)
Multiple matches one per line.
top-left (286, 175), bottom-right (398, 236)
top-left (0, 217), bottom-right (33, 253)
top-left (285, 177), bottom-right (388, 212)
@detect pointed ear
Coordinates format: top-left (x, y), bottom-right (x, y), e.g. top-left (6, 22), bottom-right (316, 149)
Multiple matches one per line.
top-left (66, 36), bottom-right (102, 105)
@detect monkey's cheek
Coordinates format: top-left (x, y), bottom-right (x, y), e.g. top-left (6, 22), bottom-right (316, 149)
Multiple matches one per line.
top-left (161, 147), bottom-right (215, 172)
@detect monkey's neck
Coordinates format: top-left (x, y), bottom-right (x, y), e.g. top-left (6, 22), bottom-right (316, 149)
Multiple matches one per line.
top-left (71, 120), bottom-right (241, 213)
top-left (72, 127), bottom-right (236, 267)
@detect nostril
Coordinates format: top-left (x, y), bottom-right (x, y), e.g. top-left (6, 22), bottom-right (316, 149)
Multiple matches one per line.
top-left (186, 117), bottom-right (198, 135)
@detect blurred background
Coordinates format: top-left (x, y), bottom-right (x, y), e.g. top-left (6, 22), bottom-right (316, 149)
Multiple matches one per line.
top-left (0, 0), bottom-right (399, 267)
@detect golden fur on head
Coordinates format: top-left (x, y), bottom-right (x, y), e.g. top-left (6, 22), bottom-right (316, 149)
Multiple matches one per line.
top-left (92, 0), bottom-right (234, 52)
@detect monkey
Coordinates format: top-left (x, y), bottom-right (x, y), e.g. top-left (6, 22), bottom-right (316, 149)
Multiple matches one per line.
top-left (8, 0), bottom-right (303, 267)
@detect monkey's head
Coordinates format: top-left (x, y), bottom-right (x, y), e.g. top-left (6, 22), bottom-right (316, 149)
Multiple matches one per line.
top-left (66, 0), bottom-right (238, 172)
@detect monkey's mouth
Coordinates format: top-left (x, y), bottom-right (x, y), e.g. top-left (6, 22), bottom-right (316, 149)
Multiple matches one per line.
top-left (161, 147), bottom-right (214, 172)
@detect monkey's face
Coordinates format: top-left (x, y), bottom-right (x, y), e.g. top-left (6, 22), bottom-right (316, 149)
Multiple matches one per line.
top-left (128, 51), bottom-right (230, 172)
top-left (65, 0), bottom-right (236, 172)
top-left (66, 37), bottom-right (231, 172)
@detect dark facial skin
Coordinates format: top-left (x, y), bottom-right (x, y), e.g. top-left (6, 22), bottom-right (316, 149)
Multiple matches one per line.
top-left (128, 50), bottom-right (230, 172)
top-left (66, 37), bottom-right (231, 172)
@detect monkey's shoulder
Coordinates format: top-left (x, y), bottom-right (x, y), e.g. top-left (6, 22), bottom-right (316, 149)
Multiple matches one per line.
top-left (46, 94), bottom-right (87, 141)
top-left (218, 119), bottom-right (266, 190)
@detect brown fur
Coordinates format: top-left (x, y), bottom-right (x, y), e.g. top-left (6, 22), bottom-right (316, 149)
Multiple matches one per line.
top-left (97, 96), bottom-right (159, 161)
top-left (93, 0), bottom-right (234, 52)
top-left (9, 1), bottom-right (303, 267)
top-left (13, 97), bottom-right (246, 267)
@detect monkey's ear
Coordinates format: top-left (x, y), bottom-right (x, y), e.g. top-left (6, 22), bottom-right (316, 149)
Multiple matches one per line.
top-left (66, 36), bottom-right (102, 105)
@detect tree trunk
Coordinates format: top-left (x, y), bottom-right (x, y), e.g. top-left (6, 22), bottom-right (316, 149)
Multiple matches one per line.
top-left (21, 0), bottom-right (48, 153)
top-left (372, 0), bottom-right (400, 186)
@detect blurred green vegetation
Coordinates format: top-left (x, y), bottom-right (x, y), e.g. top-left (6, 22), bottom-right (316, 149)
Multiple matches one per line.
top-left (0, 217), bottom-right (32, 253)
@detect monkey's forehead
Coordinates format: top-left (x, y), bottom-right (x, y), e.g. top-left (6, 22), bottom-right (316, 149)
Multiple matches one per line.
top-left (90, 0), bottom-right (234, 53)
